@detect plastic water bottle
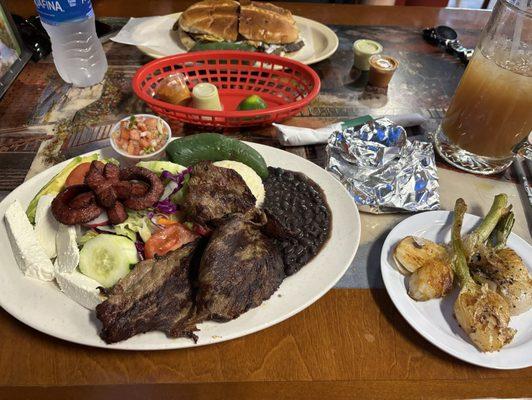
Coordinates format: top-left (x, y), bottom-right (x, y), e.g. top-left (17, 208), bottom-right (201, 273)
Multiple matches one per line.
top-left (35, 0), bottom-right (108, 87)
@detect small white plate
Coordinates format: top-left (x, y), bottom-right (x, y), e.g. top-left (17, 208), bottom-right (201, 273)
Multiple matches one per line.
top-left (130, 13), bottom-right (338, 65)
top-left (381, 211), bottom-right (532, 369)
top-left (0, 142), bottom-right (360, 350)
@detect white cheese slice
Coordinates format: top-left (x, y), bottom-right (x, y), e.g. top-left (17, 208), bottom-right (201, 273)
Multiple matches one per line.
top-left (55, 224), bottom-right (80, 274)
top-left (55, 270), bottom-right (105, 310)
top-left (34, 194), bottom-right (58, 259)
top-left (4, 200), bottom-right (54, 281)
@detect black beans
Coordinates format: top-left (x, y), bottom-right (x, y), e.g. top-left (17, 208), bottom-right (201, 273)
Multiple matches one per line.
top-left (264, 167), bottom-right (332, 275)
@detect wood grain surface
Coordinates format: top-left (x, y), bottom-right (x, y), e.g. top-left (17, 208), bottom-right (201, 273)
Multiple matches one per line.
top-left (1, 289), bottom-right (531, 399)
top-left (7, 0), bottom-right (491, 28)
top-left (1, 2), bottom-right (531, 399)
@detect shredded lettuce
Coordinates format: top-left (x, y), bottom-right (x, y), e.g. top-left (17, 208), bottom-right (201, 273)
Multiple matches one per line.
top-left (78, 230), bottom-right (100, 246)
top-left (170, 174), bottom-right (190, 205)
top-left (114, 211), bottom-right (155, 242)
top-left (104, 157), bottom-right (120, 166)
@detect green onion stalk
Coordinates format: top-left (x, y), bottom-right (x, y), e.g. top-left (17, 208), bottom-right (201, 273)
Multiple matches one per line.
top-left (452, 198), bottom-right (515, 352)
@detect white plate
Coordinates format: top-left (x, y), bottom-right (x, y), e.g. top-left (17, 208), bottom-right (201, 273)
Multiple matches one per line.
top-left (0, 142), bottom-right (360, 350)
top-left (132, 13), bottom-right (338, 65)
top-left (381, 211), bottom-right (532, 370)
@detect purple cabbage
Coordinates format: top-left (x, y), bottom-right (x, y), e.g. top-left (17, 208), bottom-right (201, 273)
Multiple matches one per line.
top-left (154, 198), bottom-right (178, 214)
top-left (154, 168), bottom-right (190, 214)
top-left (135, 239), bottom-right (145, 261)
top-left (161, 168), bottom-right (190, 197)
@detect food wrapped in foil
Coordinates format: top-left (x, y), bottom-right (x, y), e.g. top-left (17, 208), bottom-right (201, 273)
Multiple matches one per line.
top-left (326, 118), bottom-right (439, 213)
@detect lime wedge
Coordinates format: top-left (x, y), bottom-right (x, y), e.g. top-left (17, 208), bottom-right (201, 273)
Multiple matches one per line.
top-left (237, 95), bottom-right (267, 111)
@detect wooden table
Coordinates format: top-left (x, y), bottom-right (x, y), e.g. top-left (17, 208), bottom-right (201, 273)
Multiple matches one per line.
top-left (2, 2), bottom-right (532, 399)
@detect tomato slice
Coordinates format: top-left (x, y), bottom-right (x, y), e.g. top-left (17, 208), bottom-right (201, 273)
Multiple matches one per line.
top-left (144, 223), bottom-right (198, 259)
top-left (65, 162), bottom-right (92, 187)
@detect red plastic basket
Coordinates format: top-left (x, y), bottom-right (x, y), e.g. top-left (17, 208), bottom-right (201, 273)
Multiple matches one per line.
top-left (132, 51), bottom-right (320, 128)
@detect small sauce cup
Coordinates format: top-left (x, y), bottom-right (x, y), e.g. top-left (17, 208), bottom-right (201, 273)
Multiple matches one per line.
top-left (353, 39), bottom-right (383, 71)
top-left (368, 55), bottom-right (399, 88)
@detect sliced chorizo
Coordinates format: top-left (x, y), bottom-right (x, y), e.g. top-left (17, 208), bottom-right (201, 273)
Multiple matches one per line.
top-left (119, 167), bottom-right (164, 210)
top-left (51, 184), bottom-right (103, 225)
top-left (107, 201), bottom-right (128, 225)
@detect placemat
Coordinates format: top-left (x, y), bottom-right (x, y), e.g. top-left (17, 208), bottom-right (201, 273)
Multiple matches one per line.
top-left (0, 22), bottom-right (529, 288)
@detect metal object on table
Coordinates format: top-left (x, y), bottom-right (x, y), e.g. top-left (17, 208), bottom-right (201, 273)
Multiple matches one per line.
top-left (513, 144), bottom-right (532, 234)
top-left (422, 25), bottom-right (474, 64)
top-left (326, 118), bottom-right (439, 214)
top-left (514, 155), bottom-right (532, 208)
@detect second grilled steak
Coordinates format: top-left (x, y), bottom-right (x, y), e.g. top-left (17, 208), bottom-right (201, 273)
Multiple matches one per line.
top-left (96, 242), bottom-right (200, 344)
top-left (183, 161), bottom-right (256, 227)
top-left (197, 210), bottom-right (285, 321)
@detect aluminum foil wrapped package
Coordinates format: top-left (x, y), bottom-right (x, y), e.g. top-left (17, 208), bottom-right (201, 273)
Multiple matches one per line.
top-left (326, 118), bottom-right (439, 213)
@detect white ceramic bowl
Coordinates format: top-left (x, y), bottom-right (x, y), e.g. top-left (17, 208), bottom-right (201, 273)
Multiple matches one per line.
top-left (109, 114), bottom-right (171, 163)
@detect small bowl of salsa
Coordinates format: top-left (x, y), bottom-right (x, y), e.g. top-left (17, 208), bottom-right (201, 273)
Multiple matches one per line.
top-left (110, 114), bottom-right (171, 161)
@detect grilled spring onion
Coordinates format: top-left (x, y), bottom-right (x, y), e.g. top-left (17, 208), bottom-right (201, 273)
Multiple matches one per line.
top-left (470, 211), bottom-right (532, 316)
top-left (452, 198), bottom-right (516, 352)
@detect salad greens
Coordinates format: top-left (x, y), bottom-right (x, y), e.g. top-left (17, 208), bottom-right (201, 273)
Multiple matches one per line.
top-left (114, 211), bottom-right (155, 242)
top-left (159, 167), bottom-right (190, 205)
top-left (106, 157), bottom-right (120, 166)
top-left (170, 174), bottom-right (190, 205)
top-left (136, 161), bottom-right (186, 176)
top-left (78, 230), bottom-right (100, 246)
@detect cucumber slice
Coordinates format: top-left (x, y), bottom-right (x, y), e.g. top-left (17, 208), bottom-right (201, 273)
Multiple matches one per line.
top-left (79, 234), bottom-right (138, 288)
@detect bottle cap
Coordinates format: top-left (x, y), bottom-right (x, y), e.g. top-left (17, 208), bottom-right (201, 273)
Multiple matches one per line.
top-left (35, 0), bottom-right (94, 25)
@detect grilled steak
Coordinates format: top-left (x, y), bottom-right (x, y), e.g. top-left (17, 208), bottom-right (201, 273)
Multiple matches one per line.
top-left (96, 242), bottom-right (200, 344)
top-left (197, 210), bottom-right (285, 321)
top-left (183, 162), bottom-right (256, 227)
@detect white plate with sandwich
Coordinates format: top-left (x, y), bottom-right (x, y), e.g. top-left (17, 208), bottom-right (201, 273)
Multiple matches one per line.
top-left (112, 0), bottom-right (339, 65)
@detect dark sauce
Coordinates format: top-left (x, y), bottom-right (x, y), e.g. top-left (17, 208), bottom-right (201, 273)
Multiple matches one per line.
top-left (264, 167), bottom-right (331, 275)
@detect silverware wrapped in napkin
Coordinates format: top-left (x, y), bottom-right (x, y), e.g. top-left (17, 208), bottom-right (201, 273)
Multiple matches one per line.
top-left (326, 118), bottom-right (439, 214)
top-left (274, 113), bottom-right (427, 147)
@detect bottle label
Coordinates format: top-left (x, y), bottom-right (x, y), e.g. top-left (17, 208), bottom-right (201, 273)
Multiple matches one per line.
top-left (34, 0), bottom-right (94, 25)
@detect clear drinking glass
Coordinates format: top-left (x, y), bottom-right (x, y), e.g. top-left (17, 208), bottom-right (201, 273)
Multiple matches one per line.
top-left (435, 0), bottom-right (531, 175)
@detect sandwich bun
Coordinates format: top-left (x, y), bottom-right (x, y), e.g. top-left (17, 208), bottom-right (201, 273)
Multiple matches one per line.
top-left (174, 0), bottom-right (303, 54)
top-left (177, 0), bottom-right (239, 42)
top-left (239, 2), bottom-right (299, 44)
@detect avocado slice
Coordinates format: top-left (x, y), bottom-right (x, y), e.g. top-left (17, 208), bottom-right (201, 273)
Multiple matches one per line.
top-left (26, 154), bottom-right (99, 224)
